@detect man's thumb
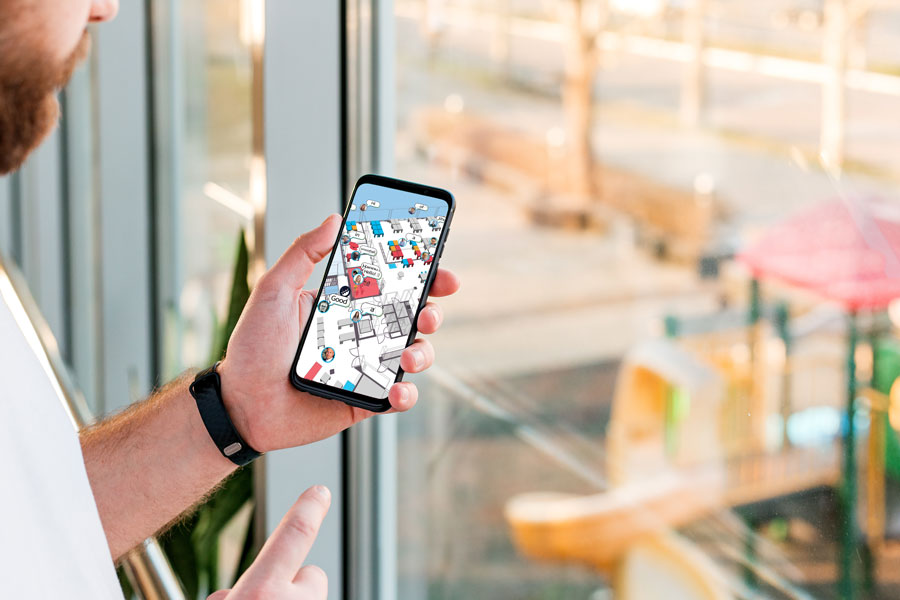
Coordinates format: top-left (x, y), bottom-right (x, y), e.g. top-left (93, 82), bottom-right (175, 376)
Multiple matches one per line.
top-left (266, 214), bottom-right (341, 289)
top-left (207, 590), bottom-right (231, 600)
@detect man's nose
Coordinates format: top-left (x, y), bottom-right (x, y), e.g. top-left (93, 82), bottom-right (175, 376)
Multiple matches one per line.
top-left (89, 0), bottom-right (119, 23)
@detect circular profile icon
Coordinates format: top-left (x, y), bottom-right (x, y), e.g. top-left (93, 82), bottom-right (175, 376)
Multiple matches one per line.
top-left (351, 309), bottom-right (362, 323)
top-left (430, 237), bottom-right (437, 245)
top-left (360, 203), bottom-right (367, 212)
top-left (341, 234), bottom-right (350, 245)
top-left (408, 206), bottom-right (416, 215)
top-left (399, 239), bottom-right (407, 247)
top-left (321, 347), bottom-right (335, 363)
top-left (421, 251), bottom-right (430, 262)
top-left (350, 250), bottom-right (361, 261)
top-left (339, 285), bottom-right (351, 297)
top-left (317, 300), bottom-right (329, 313)
top-left (353, 272), bottom-right (364, 285)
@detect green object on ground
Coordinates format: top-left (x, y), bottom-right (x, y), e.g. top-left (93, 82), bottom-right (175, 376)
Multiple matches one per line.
top-left (872, 339), bottom-right (900, 481)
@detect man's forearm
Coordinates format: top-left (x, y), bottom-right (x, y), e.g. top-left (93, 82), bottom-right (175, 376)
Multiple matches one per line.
top-left (80, 373), bottom-right (237, 560)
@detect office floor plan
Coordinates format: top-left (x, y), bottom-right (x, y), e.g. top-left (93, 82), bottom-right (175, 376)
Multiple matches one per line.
top-left (296, 184), bottom-right (448, 399)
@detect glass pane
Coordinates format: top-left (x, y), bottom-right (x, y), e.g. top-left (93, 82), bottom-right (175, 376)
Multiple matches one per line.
top-left (395, 0), bottom-right (900, 597)
top-left (156, 0), bottom-right (255, 377)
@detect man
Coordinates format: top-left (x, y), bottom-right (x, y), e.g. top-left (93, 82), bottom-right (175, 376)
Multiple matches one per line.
top-left (0, 1), bottom-right (460, 598)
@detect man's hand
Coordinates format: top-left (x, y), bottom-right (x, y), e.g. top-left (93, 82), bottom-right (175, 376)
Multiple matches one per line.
top-left (207, 485), bottom-right (332, 600)
top-left (218, 214), bottom-right (461, 452)
top-left (81, 215), bottom-right (459, 559)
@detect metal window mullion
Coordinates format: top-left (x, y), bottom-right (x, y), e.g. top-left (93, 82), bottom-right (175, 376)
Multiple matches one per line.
top-left (92, 0), bottom-right (154, 413)
top-left (263, 1), bottom-right (345, 597)
top-left (0, 175), bottom-right (11, 259)
top-left (17, 128), bottom-right (67, 354)
top-left (345, 1), bottom-right (398, 599)
top-left (147, 0), bottom-right (186, 381)
top-left (61, 51), bottom-right (103, 415)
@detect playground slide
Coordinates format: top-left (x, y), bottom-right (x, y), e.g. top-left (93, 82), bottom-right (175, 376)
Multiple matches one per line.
top-left (615, 533), bottom-right (730, 600)
top-left (504, 470), bottom-right (723, 572)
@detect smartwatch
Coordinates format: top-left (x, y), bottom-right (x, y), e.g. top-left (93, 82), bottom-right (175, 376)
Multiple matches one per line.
top-left (190, 362), bottom-right (261, 466)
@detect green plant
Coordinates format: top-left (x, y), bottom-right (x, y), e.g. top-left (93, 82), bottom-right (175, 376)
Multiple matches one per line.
top-left (160, 230), bottom-right (258, 598)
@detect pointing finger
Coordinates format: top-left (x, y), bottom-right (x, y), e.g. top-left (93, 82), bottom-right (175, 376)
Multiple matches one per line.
top-left (294, 564), bottom-right (328, 598)
top-left (251, 485), bottom-right (331, 580)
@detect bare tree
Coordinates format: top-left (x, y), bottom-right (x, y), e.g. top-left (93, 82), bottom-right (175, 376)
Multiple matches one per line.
top-left (560, 0), bottom-right (606, 208)
top-left (820, 0), bottom-right (876, 170)
top-left (680, 0), bottom-right (707, 126)
top-left (820, 0), bottom-right (850, 169)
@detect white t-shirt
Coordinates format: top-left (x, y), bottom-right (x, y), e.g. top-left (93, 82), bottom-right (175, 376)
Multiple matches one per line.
top-left (0, 281), bottom-right (123, 598)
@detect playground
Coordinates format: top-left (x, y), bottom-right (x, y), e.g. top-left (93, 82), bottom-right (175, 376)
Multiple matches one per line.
top-left (503, 197), bottom-right (900, 598)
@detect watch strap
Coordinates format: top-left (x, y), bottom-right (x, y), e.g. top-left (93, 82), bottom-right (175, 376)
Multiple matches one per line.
top-left (190, 362), bottom-right (261, 466)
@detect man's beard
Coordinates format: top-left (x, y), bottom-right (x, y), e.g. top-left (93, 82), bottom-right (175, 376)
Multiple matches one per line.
top-left (0, 30), bottom-right (91, 175)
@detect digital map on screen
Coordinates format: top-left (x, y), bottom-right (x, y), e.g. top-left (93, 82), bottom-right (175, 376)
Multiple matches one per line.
top-left (295, 183), bottom-right (448, 399)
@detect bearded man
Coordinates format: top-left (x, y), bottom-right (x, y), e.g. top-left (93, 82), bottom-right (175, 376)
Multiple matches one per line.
top-left (0, 2), bottom-right (460, 598)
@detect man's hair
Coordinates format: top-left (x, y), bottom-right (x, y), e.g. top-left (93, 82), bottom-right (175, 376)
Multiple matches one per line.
top-left (0, 24), bottom-right (91, 175)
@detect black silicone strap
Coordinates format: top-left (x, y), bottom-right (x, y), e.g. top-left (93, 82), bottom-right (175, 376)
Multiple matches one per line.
top-left (190, 362), bottom-right (261, 466)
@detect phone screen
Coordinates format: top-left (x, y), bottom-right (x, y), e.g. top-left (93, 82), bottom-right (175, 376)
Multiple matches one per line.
top-left (294, 181), bottom-right (450, 401)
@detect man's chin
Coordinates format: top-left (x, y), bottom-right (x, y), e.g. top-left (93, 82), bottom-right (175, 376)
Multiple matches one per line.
top-left (0, 94), bottom-right (60, 176)
top-left (0, 29), bottom-right (88, 175)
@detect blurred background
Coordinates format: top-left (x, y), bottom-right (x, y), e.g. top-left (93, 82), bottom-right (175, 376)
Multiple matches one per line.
top-left (5, 0), bottom-right (900, 598)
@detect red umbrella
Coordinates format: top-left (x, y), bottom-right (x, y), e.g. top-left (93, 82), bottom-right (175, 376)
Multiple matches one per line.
top-left (738, 198), bottom-right (900, 311)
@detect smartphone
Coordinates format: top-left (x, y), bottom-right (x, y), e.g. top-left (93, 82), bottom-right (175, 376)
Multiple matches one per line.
top-left (289, 174), bottom-right (455, 412)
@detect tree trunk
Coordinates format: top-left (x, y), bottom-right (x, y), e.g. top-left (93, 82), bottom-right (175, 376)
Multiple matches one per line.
top-left (821, 0), bottom-right (849, 170)
top-left (680, 0), bottom-right (706, 126)
top-left (561, 0), bottom-right (599, 207)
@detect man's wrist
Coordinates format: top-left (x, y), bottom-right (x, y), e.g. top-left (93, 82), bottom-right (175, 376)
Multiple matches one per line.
top-left (185, 379), bottom-right (239, 474)
top-left (190, 362), bottom-right (262, 465)
top-left (215, 358), bottom-right (262, 452)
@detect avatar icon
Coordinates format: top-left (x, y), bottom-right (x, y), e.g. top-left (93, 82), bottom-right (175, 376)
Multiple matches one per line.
top-left (430, 237), bottom-right (437, 245)
top-left (350, 250), bottom-right (361, 261)
top-left (321, 347), bottom-right (335, 363)
top-left (408, 206), bottom-right (416, 214)
top-left (341, 234), bottom-right (350, 245)
top-left (360, 203), bottom-right (367, 211)
top-left (353, 272), bottom-right (364, 285)
top-left (421, 251), bottom-right (430, 262)
top-left (317, 300), bottom-right (329, 313)
top-left (339, 285), bottom-right (351, 297)
top-left (351, 309), bottom-right (362, 323)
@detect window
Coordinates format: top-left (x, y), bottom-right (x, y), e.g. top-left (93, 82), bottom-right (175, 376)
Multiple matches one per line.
top-left (152, 0), bottom-right (258, 378)
top-left (394, 1), bottom-right (900, 597)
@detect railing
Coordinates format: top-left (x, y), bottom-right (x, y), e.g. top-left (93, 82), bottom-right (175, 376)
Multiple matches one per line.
top-left (0, 255), bottom-right (185, 600)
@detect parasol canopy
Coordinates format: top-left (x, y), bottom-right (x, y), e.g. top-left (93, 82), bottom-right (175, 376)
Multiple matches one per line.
top-left (738, 198), bottom-right (900, 311)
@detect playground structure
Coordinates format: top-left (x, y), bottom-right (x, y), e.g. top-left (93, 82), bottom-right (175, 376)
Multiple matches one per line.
top-left (505, 198), bottom-right (900, 598)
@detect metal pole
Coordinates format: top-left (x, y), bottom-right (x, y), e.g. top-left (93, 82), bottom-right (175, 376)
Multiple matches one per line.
top-left (840, 310), bottom-right (858, 599)
top-left (774, 301), bottom-right (791, 447)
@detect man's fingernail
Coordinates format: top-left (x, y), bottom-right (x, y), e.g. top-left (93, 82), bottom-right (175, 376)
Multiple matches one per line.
top-left (311, 485), bottom-right (331, 502)
top-left (429, 307), bottom-right (442, 326)
top-left (397, 386), bottom-right (410, 404)
top-left (410, 348), bottom-right (424, 369)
